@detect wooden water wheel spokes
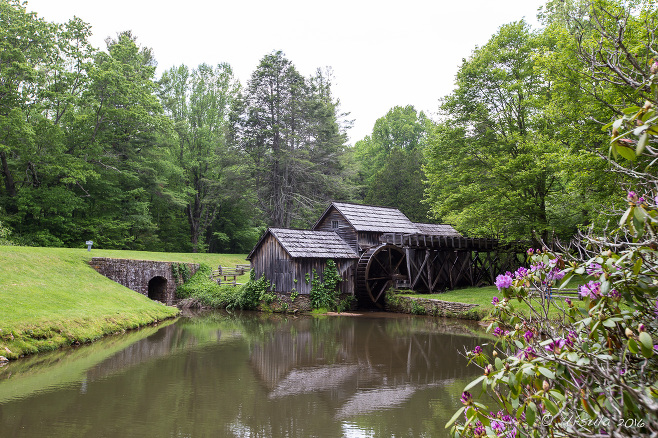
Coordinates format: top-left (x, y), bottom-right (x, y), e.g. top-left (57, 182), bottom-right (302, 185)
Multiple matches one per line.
top-left (357, 244), bottom-right (408, 307)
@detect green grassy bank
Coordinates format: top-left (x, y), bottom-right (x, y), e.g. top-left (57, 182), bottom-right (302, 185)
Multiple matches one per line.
top-left (398, 284), bottom-right (587, 320)
top-left (402, 285), bottom-right (500, 307)
top-left (0, 245), bottom-right (248, 360)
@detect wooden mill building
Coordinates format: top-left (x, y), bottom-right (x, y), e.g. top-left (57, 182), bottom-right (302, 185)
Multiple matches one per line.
top-left (247, 202), bottom-right (518, 307)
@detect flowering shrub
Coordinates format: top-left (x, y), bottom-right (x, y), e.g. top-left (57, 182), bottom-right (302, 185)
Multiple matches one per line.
top-left (448, 195), bottom-right (658, 437)
top-left (448, 225), bottom-right (658, 436)
top-left (447, 52), bottom-right (658, 436)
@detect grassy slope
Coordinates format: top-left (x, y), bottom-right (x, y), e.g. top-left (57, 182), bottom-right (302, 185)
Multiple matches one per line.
top-left (0, 246), bottom-right (248, 359)
top-left (399, 286), bottom-right (501, 315)
top-left (400, 284), bottom-right (587, 319)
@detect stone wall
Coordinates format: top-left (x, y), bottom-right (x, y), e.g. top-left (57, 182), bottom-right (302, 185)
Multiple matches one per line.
top-left (90, 258), bottom-right (199, 305)
top-left (386, 295), bottom-right (481, 319)
top-left (259, 293), bottom-right (312, 313)
top-left (258, 293), bottom-right (357, 313)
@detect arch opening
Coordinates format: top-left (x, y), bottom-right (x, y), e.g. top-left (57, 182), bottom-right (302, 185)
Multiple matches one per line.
top-left (148, 276), bottom-right (168, 303)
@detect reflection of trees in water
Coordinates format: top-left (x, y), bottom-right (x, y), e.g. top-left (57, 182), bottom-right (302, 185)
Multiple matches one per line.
top-left (4, 311), bottom-right (483, 398)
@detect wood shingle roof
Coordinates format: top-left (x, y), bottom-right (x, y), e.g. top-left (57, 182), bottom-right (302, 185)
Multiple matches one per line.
top-left (320, 202), bottom-right (420, 234)
top-left (248, 228), bottom-right (359, 260)
top-left (413, 223), bottom-right (462, 237)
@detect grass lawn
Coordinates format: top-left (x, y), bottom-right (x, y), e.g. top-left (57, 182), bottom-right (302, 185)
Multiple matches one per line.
top-left (399, 283), bottom-right (588, 320)
top-left (403, 285), bottom-right (500, 306)
top-left (399, 286), bottom-right (501, 316)
top-left (0, 245), bottom-right (248, 359)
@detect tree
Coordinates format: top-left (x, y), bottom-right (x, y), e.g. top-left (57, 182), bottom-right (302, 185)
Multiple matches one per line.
top-left (424, 21), bottom-right (580, 242)
top-left (159, 62), bottom-right (252, 252)
top-left (0, 0), bottom-right (53, 200)
top-left (350, 105), bottom-right (431, 221)
top-left (0, 1), bottom-right (99, 246)
top-left (230, 51), bottom-right (348, 228)
top-left (533, 0), bottom-right (646, 232)
top-left (68, 31), bottom-right (171, 249)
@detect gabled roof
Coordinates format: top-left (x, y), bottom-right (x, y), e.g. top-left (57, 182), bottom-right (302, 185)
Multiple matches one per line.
top-left (314, 202), bottom-right (420, 234)
top-left (413, 223), bottom-right (462, 237)
top-left (247, 228), bottom-right (359, 260)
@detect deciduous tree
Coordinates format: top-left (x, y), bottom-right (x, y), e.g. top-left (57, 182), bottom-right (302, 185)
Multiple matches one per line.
top-left (351, 105), bottom-right (431, 221)
top-left (159, 62), bottom-right (246, 252)
top-left (424, 21), bottom-right (577, 241)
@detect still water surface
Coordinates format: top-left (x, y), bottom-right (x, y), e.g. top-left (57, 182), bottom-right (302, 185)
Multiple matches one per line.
top-left (0, 311), bottom-right (488, 437)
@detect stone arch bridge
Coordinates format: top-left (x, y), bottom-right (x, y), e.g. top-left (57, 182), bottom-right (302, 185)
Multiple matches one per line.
top-left (90, 258), bottom-right (199, 305)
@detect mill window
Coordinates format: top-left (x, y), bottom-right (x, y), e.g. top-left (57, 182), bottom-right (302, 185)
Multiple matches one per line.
top-left (331, 220), bottom-right (339, 229)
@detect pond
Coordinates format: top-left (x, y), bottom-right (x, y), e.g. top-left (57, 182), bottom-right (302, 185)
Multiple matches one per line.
top-left (0, 311), bottom-right (490, 437)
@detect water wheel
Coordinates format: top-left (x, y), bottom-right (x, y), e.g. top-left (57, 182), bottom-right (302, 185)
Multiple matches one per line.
top-left (356, 244), bottom-right (408, 308)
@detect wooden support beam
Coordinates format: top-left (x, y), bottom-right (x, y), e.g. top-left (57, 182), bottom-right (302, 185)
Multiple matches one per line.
top-left (422, 250), bottom-right (431, 290)
top-left (427, 252), bottom-right (432, 293)
top-left (430, 251), bottom-right (445, 291)
top-left (406, 247), bottom-right (412, 288)
top-left (452, 252), bottom-right (471, 287)
top-left (411, 250), bottom-right (431, 290)
top-left (409, 251), bottom-right (424, 289)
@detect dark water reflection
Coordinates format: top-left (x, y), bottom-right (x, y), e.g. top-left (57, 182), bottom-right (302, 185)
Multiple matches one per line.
top-left (0, 311), bottom-right (489, 437)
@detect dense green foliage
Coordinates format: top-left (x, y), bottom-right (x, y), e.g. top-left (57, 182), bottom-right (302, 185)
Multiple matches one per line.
top-left (447, 1), bottom-right (658, 436)
top-left (234, 270), bottom-right (272, 310)
top-left (348, 105), bottom-right (431, 222)
top-left (426, 22), bottom-right (562, 239)
top-left (1, 0), bottom-right (655, 251)
top-left (307, 260), bottom-right (354, 311)
top-left (309, 260), bottom-right (340, 310)
top-left (157, 63), bottom-right (257, 252)
top-left (0, 2), bottom-right (349, 251)
top-left (425, 20), bottom-right (615, 242)
top-left (176, 265), bottom-right (271, 310)
top-left (175, 264), bottom-right (244, 308)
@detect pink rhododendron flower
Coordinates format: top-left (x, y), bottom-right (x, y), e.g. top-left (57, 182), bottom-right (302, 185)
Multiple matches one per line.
top-left (579, 281), bottom-right (601, 299)
top-left (495, 273), bottom-right (513, 290)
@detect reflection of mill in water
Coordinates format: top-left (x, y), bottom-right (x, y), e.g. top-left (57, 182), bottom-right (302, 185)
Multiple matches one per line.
top-left (249, 316), bottom-right (482, 418)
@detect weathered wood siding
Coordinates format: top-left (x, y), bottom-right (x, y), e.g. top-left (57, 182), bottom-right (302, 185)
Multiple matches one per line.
top-left (250, 233), bottom-right (289, 288)
top-left (250, 234), bottom-right (355, 295)
top-left (314, 208), bottom-right (359, 254)
top-left (357, 231), bottom-right (382, 252)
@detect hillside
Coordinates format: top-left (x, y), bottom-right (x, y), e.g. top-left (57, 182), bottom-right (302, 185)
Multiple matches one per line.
top-left (0, 246), bottom-right (247, 359)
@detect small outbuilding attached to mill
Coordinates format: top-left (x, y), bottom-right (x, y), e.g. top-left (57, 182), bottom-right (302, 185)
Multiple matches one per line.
top-left (247, 228), bottom-right (359, 296)
top-left (247, 202), bottom-right (523, 308)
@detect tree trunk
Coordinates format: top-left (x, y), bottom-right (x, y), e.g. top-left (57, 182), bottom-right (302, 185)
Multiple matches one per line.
top-left (0, 151), bottom-right (16, 197)
top-left (187, 191), bottom-right (202, 253)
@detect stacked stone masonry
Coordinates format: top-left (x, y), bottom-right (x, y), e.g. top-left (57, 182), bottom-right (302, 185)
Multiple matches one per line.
top-left (387, 296), bottom-right (479, 317)
top-left (259, 293), bottom-right (357, 313)
top-left (90, 258), bottom-right (199, 305)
